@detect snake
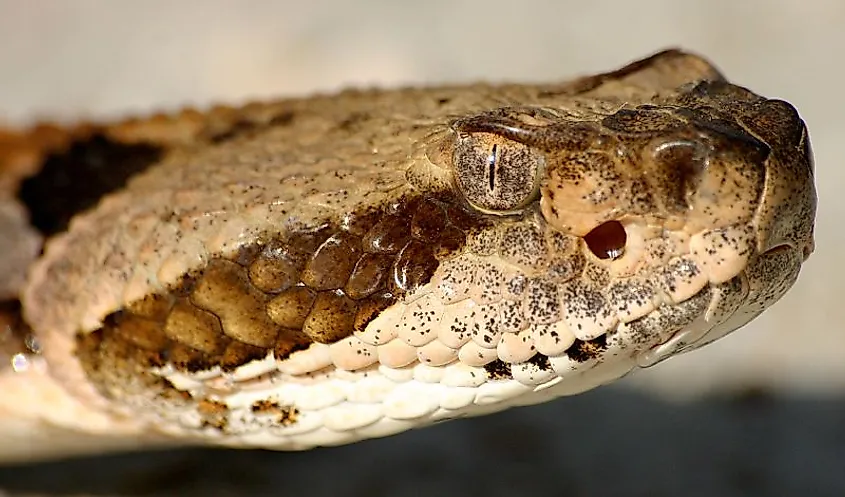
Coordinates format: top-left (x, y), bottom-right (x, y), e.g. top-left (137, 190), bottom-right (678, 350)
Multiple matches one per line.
top-left (0, 49), bottom-right (816, 463)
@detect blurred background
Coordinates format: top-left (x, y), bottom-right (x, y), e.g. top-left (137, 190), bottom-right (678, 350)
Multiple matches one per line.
top-left (0, 1), bottom-right (842, 495)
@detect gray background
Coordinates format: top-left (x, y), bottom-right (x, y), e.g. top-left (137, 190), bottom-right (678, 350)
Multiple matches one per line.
top-left (0, 1), bottom-right (842, 495)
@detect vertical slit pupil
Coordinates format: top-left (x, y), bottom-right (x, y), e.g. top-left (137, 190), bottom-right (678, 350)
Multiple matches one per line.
top-left (487, 144), bottom-right (497, 192)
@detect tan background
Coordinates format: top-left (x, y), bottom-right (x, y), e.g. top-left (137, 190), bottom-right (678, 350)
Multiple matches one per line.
top-left (0, 1), bottom-right (843, 495)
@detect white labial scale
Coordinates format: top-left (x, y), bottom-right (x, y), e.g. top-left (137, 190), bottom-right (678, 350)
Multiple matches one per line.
top-left (220, 383), bottom-right (291, 411)
top-left (457, 340), bottom-right (498, 367)
top-left (561, 279), bottom-right (617, 341)
top-left (496, 328), bottom-right (536, 363)
top-left (377, 363), bottom-right (415, 383)
top-left (376, 338), bottom-right (419, 368)
top-left (547, 353), bottom-right (599, 379)
top-left (350, 417), bottom-right (419, 442)
top-left (174, 409), bottom-right (205, 431)
top-left (441, 363), bottom-right (488, 388)
top-left (222, 410), bottom-right (273, 435)
top-left (439, 386), bottom-right (477, 410)
top-left (657, 257), bottom-right (709, 304)
top-left (412, 363), bottom-right (445, 384)
top-left (322, 402), bottom-right (384, 432)
top-left (329, 335), bottom-right (379, 371)
top-left (288, 380), bottom-right (347, 412)
top-left (511, 361), bottom-right (557, 386)
top-left (397, 293), bottom-right (443, 347)
top-left (531, 321), bottom-right (576, 356)
top-left (437, 298), bottom-right (478, 349)
top-left (354, 300), bottom-right (402, 346)
top-left (416, 339), bottom-right (459, 366)
top-left (276, 343), bottom-right (333, 375)
top-left (344, 373), bottom-right (395, 404)
top-left (606, 278), bottom-right (657, 323)
top-left (203, 374), bottom-right (238, 392)
top-left (158, 369), bottom-right (218, 391)
top-left (473, 379), bottom-right (532, 406)
top-left (383, 381), bottom-right (441, 420)
top-left (229, 353), bottom-right (277, 381)
top-left (230, 428), bottom-right (293, 448)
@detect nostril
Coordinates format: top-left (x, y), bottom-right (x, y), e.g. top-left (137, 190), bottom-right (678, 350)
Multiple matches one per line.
top-left (584, 221), bottom-right (626, 260)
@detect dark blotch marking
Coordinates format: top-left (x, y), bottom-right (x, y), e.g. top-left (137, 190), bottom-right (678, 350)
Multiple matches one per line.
top-left (566, 335), bottom-right (608, 362)
top-left (527, 353), bottom-right (552, 371)
top-left (251, 399), bottom-right (300, 426)
top-left (197, 398), bottom-right (229, 431)
top-left (18, 135), bottom-right (163, 236)
top-left (484, 359), bottom-right (512, 380)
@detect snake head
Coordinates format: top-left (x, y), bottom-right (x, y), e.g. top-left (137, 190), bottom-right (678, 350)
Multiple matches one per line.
top-left (447, 76), bottom-right (816, 363)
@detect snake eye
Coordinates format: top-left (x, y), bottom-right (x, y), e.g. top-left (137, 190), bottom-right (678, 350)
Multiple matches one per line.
top-left (453, 132), bottom-right (544, 213)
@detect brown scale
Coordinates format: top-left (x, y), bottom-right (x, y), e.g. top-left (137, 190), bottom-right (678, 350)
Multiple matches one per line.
top-left (76, 194), bottom-right (489, 380)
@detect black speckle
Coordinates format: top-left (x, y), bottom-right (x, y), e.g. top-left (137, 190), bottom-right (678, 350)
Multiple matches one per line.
top-left (484, 359), bottom-right (512, 380)
top-left (527, 353), bottom-right (552, 371)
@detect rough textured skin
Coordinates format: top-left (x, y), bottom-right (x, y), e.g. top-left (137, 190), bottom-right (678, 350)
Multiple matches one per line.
top-left (0, 49), bottom-right (816, 463)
